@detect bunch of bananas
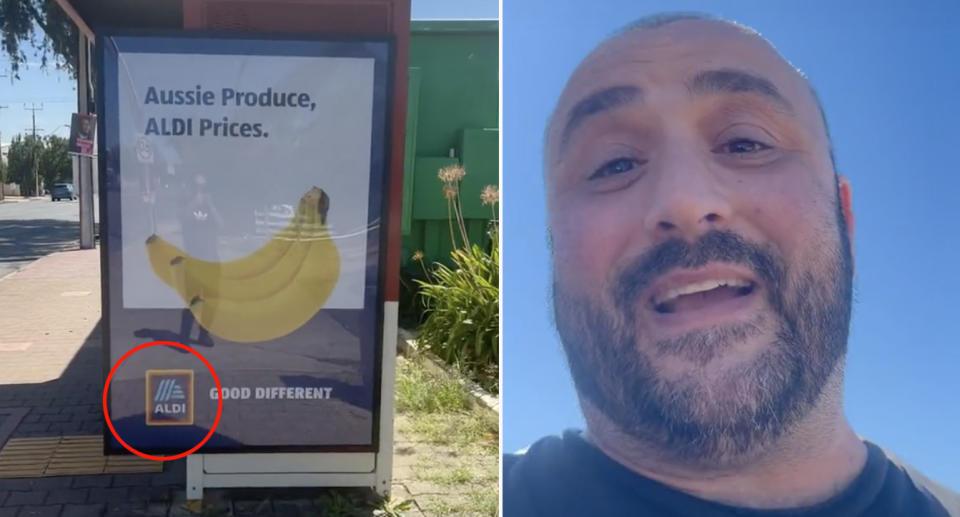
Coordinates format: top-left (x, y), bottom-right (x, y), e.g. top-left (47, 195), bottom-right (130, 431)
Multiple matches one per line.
top-left (146, 187), bottom-right (341, 343)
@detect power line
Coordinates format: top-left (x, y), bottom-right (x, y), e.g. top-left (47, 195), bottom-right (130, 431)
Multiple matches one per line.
top-left (0, 99), bottom-right (74, 104)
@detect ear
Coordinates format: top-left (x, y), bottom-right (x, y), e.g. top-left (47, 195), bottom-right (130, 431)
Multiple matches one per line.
top-left (837, 174), bottom-right (855, 273)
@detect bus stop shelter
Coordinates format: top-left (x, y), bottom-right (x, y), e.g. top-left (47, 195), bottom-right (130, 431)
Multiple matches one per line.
top-left (53, 0), bottom-right (410, 499)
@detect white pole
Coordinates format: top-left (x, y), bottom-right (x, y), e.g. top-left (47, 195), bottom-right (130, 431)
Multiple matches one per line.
top-left (186, 454), bottom-right (204, 500)
top-left (77, 32), bottom-right (95, 250)
top-left (71, 154), bottom-right (78, 194)
top-left (375, 301), bottom-right (399, 496)
top-left (79, 156), bottom-right (94, 249)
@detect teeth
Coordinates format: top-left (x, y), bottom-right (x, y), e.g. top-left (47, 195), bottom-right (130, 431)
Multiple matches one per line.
top-left (654, 278), bottom-right (751, 306)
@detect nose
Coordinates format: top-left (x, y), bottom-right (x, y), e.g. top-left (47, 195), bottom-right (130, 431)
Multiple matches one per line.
top-left (643, 149), bottom-right (732, 241)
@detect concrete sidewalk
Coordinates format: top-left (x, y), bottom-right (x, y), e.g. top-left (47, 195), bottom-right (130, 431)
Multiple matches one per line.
top-left (0, 197), bottom-right (46, 204)
top-left (0, 249), bottom-right (439, 516)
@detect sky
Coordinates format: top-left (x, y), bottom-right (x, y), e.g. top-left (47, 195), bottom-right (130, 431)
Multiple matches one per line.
top-left (0, 57), bottom-right (75, 146)
top-left (0, 0), bottom-right (499, 148)
top-left (503, 0), bottom-right (960, 492)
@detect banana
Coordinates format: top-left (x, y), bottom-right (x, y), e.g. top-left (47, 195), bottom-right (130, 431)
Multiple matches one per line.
top-left (144, 198), bottom-right (307, 286)
top-left (168, 202), bottom-right (316, 302)
top-left (186, 187), bottom-right (341, 343)
top-left (145, 234), bottom-right (183, 286)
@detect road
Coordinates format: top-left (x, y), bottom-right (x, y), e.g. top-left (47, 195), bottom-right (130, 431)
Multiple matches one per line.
top-left (0, 197), bottom-right (99, 279)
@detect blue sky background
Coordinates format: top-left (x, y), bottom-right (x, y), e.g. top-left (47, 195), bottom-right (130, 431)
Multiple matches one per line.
top-left (503, 0), bottom-right (960, 491)
top-left (0, 0), bottom-right (498, 147)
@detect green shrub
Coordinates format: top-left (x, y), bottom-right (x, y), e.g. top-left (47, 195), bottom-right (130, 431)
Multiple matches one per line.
top-left (415, 231), bottom-right (499, 377)
top-left (398, 264), bottom-right (429, 330)
top-left (411, 168), bottom-right (499, 391)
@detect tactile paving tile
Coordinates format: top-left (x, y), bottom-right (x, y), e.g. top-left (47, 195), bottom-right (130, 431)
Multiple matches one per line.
top-left (0, 435), bottom-right (161, 478)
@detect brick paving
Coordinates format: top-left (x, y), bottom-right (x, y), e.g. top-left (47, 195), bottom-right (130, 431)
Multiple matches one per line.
top-left (0, 249), bottom-right (473, 516)
top-left (391, 413), bottom-right (497, 517)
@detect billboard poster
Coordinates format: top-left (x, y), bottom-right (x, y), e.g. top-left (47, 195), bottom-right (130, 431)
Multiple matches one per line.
top-left (69, 112), bottom-right (97, 155)
top-left (98, 33), bottom-right (392, 454)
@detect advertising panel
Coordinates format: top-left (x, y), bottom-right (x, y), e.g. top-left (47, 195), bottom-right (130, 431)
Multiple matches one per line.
top-left (98, 33), bottom-right (392, 454)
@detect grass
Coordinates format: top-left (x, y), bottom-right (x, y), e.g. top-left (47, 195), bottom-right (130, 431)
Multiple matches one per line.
top-left (422, 489), bottom-right (498, 517)
top-left (435, 465), bottom-right (473, 486)
top-left (315, 490), bottom-right (362, 516)
top-left (406, 411), bottom-right (499, 454)
top-left (395, 356), bottom-right (474, 413)
top-left (396, 356), bottom-right (499, 454)
top-left (179, 357), bottom-right (498, 517)
top-left (413, 458), bottom-right (499, 486)
top-left (395, 356), bottom-right (500, 516)
top-left (467, 488), bottom-right (499, 517)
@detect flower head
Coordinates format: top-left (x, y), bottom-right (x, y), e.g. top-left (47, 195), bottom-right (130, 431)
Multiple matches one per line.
top-left (412, 250), bottom-right (424, 261)
top-left (437, 164), bottom-right (466, 184)
top-left (443, 185), bottom-right (457, 199)
top-left (480, 185), bottom-right (500, 206)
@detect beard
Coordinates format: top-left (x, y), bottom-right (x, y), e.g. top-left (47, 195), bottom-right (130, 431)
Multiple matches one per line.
top-left (553, 213), bottom-right (853, 465)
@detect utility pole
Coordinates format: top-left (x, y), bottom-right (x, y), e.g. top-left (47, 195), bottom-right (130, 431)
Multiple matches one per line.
top-left (0, 103), bottom-right (7, 201)
top-left (24, 103), bottom-right (43, 197)
top-left (77, 33), bottom-right (94, 250)
top-left (0, 72), bottom-right (7, 200)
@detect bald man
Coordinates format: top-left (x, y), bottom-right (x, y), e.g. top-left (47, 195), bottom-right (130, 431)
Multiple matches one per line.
top-left (503, 13), bottom-right (960, 517)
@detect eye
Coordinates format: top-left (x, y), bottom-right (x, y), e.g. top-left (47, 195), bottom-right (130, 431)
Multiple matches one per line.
top-left (715, 138), bottom-right (772, 155)
top-left (589, 157), bottom-right (643, 180)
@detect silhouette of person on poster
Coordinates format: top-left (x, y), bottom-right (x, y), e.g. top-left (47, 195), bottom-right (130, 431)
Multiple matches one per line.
top-left (177, 173), bottom-right (223, 347)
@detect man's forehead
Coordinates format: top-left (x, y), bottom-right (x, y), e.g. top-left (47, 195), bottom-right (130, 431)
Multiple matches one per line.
top-left (558, 20), bottom-right (811, 117)
top-left (578, 20), bottom-right (794, 85)
top-left (546, 18), bottom-right (824, 159)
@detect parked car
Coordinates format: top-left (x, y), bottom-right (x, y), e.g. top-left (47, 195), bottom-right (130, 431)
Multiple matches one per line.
top-left (51, 183), bottom-right (76, 201)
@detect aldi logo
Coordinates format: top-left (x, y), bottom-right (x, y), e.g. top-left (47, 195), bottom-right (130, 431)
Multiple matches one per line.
top-left (145, 370), bottom-right (194, 426)
top-left (154, 378), bottom-right (186, 402)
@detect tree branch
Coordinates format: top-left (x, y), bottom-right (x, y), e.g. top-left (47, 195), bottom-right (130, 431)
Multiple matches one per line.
top-left (24, 0), bottom-right (51, 37)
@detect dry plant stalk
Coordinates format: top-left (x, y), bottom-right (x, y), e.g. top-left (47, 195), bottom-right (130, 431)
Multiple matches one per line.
top-left (438, 164), bottom-right (471, 248)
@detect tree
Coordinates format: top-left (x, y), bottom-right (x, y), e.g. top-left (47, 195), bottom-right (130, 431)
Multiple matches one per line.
top-left (0, 156), bottom-right (7, 199)
top-left (1, 0), bottom-right (77, 78)
top-left (7, 134), bottom-right (44, 196)
top-left (39, 134), bottom-right (70, 188)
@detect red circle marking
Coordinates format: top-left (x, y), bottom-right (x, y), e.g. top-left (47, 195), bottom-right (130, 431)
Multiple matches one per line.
top-left (102, 341), bottom-right (222, 461)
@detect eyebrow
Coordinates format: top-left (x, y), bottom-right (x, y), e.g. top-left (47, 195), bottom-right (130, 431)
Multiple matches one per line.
top-left (689, 68), bottom-right (793, 112)
top-left (560, 85), bottom-right (640, 148)
top-left (557, 68), bottom-right (793, 155)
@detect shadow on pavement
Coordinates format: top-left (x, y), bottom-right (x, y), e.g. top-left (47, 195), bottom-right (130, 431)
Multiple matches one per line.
top-left (132, 328), bottom-right (214, 350)
top-left (0, 322), bottom-right (106, 442)
top-left (0, 321), bottom-right (186, 479)
top-left (0, 219), bottom-right (79, 264)
top-left (0, 320), bottom-right (386, 515)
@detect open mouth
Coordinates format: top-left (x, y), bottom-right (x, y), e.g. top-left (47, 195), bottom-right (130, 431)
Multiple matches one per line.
top-left (651, 278), bottom-right (756, 314)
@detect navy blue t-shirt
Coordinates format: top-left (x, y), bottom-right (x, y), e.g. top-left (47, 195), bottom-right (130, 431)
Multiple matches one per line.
top-left (504, 430), bottom-right (958, 516)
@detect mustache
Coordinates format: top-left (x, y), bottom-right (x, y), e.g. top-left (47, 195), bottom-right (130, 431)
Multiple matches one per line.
top-left (612, 230), bottom-right (786, 309)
